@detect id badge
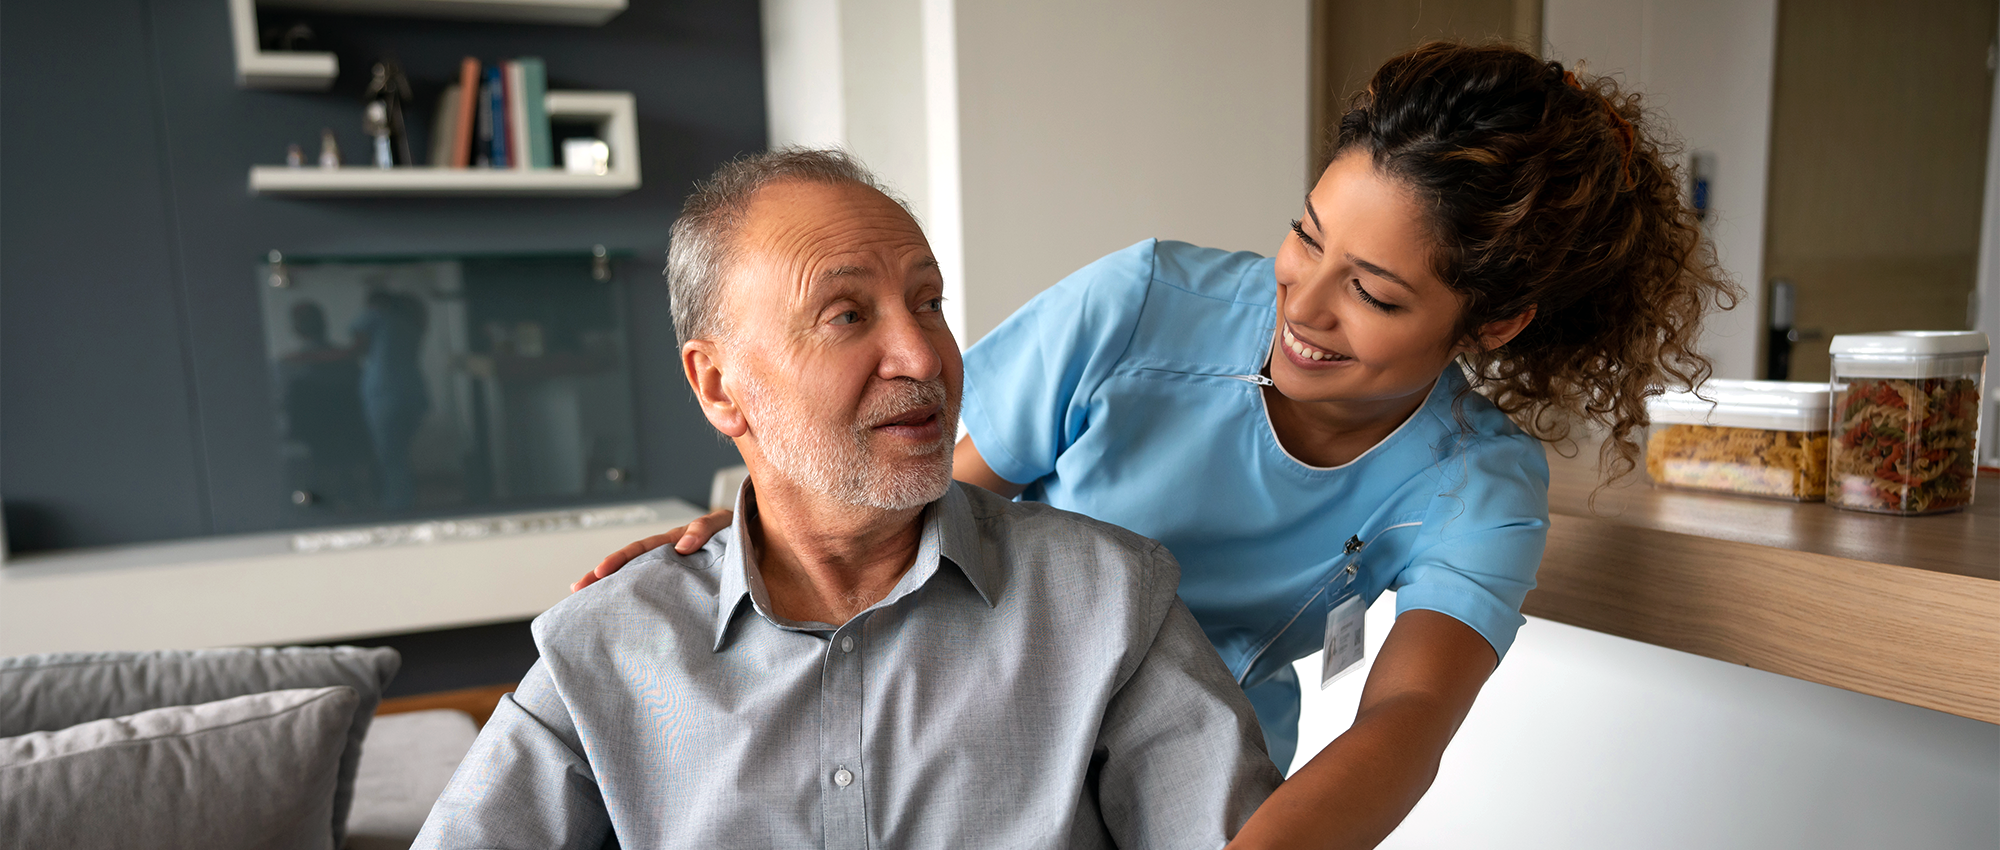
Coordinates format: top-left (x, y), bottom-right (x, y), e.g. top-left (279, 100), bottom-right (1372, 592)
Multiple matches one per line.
top-left (1320, 595), bottom-right (1366, 688)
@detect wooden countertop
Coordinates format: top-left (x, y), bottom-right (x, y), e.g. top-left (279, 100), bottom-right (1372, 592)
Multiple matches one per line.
top-left (1522, 449), bottom-right (1999, 724)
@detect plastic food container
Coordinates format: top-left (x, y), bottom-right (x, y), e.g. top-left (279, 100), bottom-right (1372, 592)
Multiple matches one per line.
top-left (1827, 331), bottom-right (1988, 515)
top-left (1644, 380), bottom-right (1830, 501)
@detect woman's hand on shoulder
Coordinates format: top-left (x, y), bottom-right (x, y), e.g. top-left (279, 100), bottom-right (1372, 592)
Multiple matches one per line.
top-left (570, 508), bottom-right (734, 592)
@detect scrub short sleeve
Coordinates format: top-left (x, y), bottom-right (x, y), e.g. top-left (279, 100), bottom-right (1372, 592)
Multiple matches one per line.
top-left (960, 240), bottom-right (1158, 486)
top-left (1389, 433), bottom-right (1550, 661)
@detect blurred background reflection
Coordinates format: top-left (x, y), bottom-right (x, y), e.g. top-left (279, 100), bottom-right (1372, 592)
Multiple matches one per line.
top-left (260, 252), bottom-right (639, 518)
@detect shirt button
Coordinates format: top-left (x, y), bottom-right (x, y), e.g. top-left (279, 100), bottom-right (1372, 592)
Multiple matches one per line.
top-left (839, 635), bottom-right (855, 653)
top-left (833, 767), bottom-right (854, 788)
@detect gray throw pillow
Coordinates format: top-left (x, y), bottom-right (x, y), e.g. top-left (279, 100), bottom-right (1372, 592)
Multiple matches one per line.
top-left (0, 646), bottom-right (399, 845)
top-left (0, 686), bottom-right (358, 850)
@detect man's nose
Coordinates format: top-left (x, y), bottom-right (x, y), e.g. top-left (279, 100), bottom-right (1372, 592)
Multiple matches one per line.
top-left (876, 309), bottom-right (944, 382)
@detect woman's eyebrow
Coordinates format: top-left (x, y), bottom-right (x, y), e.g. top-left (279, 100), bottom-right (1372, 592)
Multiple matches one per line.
top-left (1349, 256), bottom-right (1415, 294)
top-left (1306, 194), bottom-right (1417, 294)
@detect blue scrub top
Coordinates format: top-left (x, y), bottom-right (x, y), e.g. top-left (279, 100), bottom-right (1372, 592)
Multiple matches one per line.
top-left (961, 239), bottom-right (1550, 769)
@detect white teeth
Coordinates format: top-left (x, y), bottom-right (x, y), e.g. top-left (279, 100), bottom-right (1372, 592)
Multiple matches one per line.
top-left (1283, 325), bottom-right (1337, 362)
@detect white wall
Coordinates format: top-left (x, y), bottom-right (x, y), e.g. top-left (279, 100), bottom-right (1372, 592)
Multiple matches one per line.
top-left (761, 0), bottom-right (1310, 344)
top-left (1295, 596), bottom-right (2000, 849)
top-left (1977, 8), bottom-right (2000, 465)
top-left (950, 0), bottom-right (1311, 341)
top-left (1543, 0), bottom-right (1778, 381)
top-left (761, 0), bottom-right (968, 337)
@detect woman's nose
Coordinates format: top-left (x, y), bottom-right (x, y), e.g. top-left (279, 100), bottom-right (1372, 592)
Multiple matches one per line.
top-left (1284, 267), bottom-right (1341, 331)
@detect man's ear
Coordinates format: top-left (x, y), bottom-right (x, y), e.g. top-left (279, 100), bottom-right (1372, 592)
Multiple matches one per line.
top-left (684, 340), bottom-right (749, 438)
top-left (1463, 304), bottom-right (1536, 355)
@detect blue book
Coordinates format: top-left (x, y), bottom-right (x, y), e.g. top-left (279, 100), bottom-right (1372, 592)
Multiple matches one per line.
top-left (485, 65), bottom-right (508, 168)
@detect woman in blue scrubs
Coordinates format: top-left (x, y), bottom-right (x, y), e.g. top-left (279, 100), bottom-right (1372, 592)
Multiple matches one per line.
top-left (585, 43), bottom-right (1735, 846)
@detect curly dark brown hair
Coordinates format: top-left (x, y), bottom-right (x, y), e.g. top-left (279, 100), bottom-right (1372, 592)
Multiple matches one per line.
top-left (1330, 42), bottom-right (1741, 481)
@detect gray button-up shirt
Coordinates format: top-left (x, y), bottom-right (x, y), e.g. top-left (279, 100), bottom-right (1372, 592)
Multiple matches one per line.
top-left (415, 482), bottom-right (1282, 849)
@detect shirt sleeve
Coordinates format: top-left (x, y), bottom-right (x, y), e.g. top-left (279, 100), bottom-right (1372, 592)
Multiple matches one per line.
top-left (1390, 433), bottom-right (1551, 661)
top-left (959, 240), bottom-right (1158, 486)
top-left (1092, 543), bottom-right (1284, 847)
top-left (412, 660), bottom-right (613, 850)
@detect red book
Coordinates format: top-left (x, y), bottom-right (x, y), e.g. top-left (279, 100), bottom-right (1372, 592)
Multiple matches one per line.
top-left (451, 58), bottom-right (479, 168)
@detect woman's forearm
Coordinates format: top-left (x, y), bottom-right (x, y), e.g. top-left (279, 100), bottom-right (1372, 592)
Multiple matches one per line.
top-left (1227, 691), bottom-right (1459, 849)
top-left (1227, 610), bottom-right (1497, 850)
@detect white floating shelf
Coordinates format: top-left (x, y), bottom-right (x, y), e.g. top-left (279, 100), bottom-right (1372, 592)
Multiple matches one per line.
top-left (263, 0), bottom-right (626, 25)
top-left (249, 167), bottom-right (636, 196)
top-left (250, 90), bottom-right (641, 197)
top-left (231, 0), bottom-right (627, 90)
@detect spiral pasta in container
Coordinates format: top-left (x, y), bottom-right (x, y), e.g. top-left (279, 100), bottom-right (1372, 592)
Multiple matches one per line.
top-left (1644, 380), bottom-right (1831, 501)
top-left (1827, 331), bottom-right (1987, 516)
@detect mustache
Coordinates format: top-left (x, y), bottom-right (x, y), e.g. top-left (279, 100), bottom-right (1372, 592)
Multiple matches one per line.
top-left (859, 378), bottom-right (953, 428)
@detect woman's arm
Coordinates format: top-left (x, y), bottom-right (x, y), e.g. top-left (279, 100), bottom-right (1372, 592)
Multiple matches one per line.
top-left (574, 436), bottom-right (1026, 590)
top-left (953, 435), bottom-right (1028, 498)
top-left (1226, 609), bottom-right (1497, 850)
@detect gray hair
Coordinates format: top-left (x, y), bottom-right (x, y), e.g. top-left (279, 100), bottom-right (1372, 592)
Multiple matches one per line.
top-left (666, 147), bottom-right (911, 345)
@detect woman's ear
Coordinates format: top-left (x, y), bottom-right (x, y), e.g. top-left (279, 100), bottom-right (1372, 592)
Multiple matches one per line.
top-left (684, 341), bottom-right (749, 438)
top-left (1466, 304), bottom-right (1537, 354)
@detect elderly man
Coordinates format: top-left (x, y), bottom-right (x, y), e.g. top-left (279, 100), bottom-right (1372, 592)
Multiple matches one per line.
top-left (414, 149), bottom-right (1281, 849)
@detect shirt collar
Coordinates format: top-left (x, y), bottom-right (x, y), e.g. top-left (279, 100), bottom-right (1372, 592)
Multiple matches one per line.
top-left (712, 479), bottom-right (998, 652)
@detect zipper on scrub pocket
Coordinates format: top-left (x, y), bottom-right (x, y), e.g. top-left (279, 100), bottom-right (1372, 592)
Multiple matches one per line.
top-left (1230, 521), bottom-right (1422, 685)
top-left (1230, 374), bottom-right (1274, 387)
top-left (1232, 552), bottom-right (1361, 685)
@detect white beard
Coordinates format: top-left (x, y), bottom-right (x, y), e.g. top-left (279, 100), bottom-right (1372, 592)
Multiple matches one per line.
top-left (737, 372), bottom-right (957, 511)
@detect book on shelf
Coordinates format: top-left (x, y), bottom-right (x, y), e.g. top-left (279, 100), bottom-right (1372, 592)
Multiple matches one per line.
top-left (505, 60), bottom-right (530, 172)
top-left (451, 57), bottom-right (479, 168)
top-left (485, 63), bottom-right (508, 167)
top-left (520, 57), bottom-right (553, 169)
top-left (377, 56), bottom-right (561, 171)
top-left (428, 84), bottom-right (461, 167)
top-left (476, 64), bottom-right (497, 167)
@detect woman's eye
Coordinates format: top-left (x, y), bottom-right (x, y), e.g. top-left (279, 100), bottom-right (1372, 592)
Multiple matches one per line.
top-left (1351, 280), bottom-right (1400, 313)
top-left (830, 310), bottom-right (861, 326)
top-left (1290, 219), bottom-right (1321, 252)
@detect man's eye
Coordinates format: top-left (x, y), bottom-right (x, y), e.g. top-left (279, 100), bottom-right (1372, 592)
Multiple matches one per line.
top-left (917, 297), bottom-right (944, 313)
top-left (830, 310), bottom-right (861, 326)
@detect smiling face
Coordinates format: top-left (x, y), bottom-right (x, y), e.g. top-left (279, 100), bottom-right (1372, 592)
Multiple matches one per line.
top-left (1270, 151), bottom-right (1474, 415)
top-left (688, 178), bottom-right (961, 511)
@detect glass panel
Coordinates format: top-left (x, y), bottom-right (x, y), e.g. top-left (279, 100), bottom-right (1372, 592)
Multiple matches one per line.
top-left (257, 251), bottom-right (639, 518)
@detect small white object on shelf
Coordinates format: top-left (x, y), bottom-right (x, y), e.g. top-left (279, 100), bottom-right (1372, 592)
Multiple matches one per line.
top-left (230, 0), bottom-right (627, 91)
top-left (562, 138), bottom-right (610, 175)
top-left (250, 90), bottom-right (640, 197)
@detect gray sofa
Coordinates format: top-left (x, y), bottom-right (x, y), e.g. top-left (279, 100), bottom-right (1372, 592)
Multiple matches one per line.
top-left (0, 647), bottom-right (483, 850)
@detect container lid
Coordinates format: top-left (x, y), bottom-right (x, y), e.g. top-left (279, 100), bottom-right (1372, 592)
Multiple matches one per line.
top-left (1829, 330), bottom-right (1987, 356)
top-left (1646, 379), bottom-right (1830, 431)
top-left (1830, 331), bottom-right (1987, 379)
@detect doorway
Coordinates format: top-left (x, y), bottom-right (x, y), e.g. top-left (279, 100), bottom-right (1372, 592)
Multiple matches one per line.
top-left (1761, 0), bottom-right (1997, 381)
top-left (1309, 0), bottom-right (1542, 175)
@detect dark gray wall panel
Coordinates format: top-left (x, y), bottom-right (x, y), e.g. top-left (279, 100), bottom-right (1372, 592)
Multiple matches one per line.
top-left (1, 0), bottom-right (213, 550)
top-left (3, 0), bottom-right (757, 552)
